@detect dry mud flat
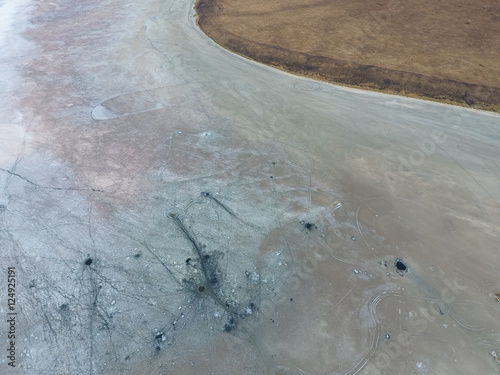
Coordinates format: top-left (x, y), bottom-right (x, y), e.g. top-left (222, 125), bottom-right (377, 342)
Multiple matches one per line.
top-left (0, 0), bottom-right (500, 374)
top-left (196, 0), bottom-right (500, 111)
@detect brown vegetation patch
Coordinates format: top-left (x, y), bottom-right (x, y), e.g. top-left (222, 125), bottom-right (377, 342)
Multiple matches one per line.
top-left (196, 0), bottom-right (500, 111)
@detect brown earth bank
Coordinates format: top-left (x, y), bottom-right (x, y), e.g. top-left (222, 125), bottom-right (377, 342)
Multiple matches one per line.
top-left (196, 0), bottom-right (500, 112)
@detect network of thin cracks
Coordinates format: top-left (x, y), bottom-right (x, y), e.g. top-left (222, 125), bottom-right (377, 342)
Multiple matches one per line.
top-left (78, 190), bottom-right (263, 364)
top-left (166, 191), bottom-right (260, 335)
top-left (1, 162), bottom-right (285, 374)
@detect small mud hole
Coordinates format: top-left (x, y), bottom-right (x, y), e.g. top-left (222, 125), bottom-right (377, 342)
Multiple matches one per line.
top-left (300, 220), bottom-right (317, 231)
top-left (395, 258), bottom-right (408, 275)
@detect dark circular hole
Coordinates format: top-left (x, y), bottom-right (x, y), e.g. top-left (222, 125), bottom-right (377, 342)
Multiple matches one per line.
top-left (304, 222), bottom-right (316, 231)
top-left (84, 258), bottom-right (93, 266)
top-left (134, 253), bottom-right (141, 259)
top-left (395, 259), bottom-right (407, 272)
top-left (198, 286), bottom-right (205, 292)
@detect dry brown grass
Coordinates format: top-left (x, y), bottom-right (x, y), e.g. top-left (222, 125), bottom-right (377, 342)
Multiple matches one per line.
top-left (196, 0), bottom-right (500, 111)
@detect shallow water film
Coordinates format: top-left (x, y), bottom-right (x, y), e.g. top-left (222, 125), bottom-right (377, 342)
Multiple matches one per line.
top-left (0, 0), bottom-right (499, 374)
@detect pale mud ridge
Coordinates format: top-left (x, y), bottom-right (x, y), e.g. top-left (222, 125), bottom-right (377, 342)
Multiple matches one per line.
top-left (0, 0), bottom-right (499, 374)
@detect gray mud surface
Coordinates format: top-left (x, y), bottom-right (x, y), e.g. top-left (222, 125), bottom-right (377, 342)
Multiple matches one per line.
top-left (0, 0), bottom-right (499, 374)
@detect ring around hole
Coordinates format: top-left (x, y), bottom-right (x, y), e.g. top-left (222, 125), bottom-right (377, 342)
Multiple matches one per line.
top-left (395, 258), bottom-right (408, 272)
